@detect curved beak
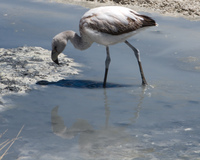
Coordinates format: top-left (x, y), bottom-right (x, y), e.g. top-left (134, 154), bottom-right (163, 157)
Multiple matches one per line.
top-left (51, 50), bottom-right (59, 65)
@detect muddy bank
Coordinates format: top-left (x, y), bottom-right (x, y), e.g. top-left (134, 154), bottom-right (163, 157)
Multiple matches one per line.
top-left (0, 47), bottom-right (80, 108)
top-left (50, 0), bottom-right (200, 20)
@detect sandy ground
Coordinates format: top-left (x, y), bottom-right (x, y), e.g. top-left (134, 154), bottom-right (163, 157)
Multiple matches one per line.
top-left (50, 0), bottom-right (200, 20)
top-left (0, 47), bottom-right (80, 109)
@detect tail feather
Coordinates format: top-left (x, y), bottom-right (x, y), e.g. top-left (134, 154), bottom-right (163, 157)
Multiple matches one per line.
top-left (140, 15), bottom-right (157, 27)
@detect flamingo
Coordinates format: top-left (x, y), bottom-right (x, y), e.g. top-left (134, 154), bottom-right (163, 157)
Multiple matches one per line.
top-left (51, 6), bottom-right (157, 88)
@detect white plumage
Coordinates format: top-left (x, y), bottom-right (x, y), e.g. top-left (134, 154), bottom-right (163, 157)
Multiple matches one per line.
top-left (51, 6), bottom-right (157, 87)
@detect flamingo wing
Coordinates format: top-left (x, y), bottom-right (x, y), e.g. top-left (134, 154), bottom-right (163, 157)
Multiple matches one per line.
top-left (80, 6), bottom-right (156, 35)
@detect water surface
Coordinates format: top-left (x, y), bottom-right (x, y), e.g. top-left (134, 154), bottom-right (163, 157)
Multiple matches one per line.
top-left (1, 0), bottom-right (200, 159)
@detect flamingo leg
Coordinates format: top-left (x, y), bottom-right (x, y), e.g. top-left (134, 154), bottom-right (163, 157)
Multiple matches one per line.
top-left (103, 46), bottom-right (111, 88)
top-left (125, 40), bottom-right (148, 86)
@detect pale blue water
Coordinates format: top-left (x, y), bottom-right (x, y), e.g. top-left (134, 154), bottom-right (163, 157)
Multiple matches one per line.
top-left (1, 0), bottom-right (200, 159)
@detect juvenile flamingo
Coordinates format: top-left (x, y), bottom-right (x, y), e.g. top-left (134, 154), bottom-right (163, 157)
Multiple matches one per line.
top-left (51, 6), bottom-right (157, 88)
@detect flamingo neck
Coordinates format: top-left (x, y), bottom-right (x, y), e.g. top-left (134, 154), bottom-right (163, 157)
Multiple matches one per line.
top-left (64, 30), bottom-right (93, 50)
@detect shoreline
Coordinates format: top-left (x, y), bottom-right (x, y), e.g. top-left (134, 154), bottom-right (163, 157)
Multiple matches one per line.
top-left (49, 0), bottom-right (200, 21)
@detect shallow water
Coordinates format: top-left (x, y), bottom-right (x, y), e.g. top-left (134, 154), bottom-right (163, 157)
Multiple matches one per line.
top-left (1, 0), bottom-right (200, 159)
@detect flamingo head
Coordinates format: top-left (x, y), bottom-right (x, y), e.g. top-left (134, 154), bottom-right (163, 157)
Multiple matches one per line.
top-left (51, 33), bottom-right (67, 65)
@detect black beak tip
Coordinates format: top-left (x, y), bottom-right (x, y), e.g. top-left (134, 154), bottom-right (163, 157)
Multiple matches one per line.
top-left (54, 59), bottom-right (59, 65)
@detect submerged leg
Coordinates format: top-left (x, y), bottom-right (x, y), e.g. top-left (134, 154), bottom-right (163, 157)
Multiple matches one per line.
top-left (125, 40), bottom-right (148, 86)
top-left (103, 46), bottom-right (111, 88)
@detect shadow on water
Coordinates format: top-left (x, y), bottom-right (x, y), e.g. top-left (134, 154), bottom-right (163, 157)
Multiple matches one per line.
top-left (36, 79), bottom-right (133, 89)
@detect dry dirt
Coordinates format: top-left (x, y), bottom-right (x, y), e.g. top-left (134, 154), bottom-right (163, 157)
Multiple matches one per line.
top-left (50, 0), bottom-right (200, 20)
